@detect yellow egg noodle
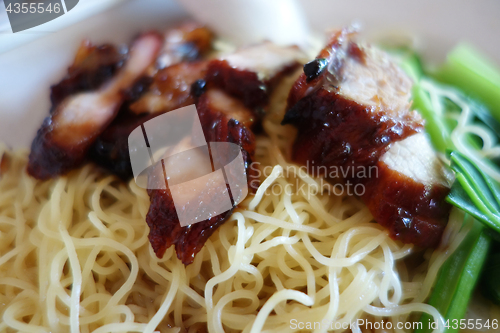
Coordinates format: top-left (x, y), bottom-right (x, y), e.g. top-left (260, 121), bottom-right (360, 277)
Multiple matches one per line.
top-left (0, 109), bottom-right (469, 333)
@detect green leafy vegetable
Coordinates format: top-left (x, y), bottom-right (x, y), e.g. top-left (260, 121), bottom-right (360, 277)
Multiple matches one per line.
top-left (468, 99), bottom-right (500, 139)
top-left (391, 43), bottom-right (500, 331)
top-left (447, 151), bottom-right (500, 233)
top-left (417, 220), bottom-right (491, 333)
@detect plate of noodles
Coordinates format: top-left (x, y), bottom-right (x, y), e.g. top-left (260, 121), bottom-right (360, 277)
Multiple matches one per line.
top-left (1, 0), bottom-right (500, 332)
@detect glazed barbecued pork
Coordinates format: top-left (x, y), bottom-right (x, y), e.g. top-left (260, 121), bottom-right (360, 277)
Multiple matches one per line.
top-left (363, 133), bottom-right (453, 247)
top-left (146, 90), bottom-right (258, 264)
top-left (90, 61), bottom-right (209, 179)
top-left (282, 28), bottom-right (452, 248)
top-left (146, 44), bottom-right (306, 264)
top-left (283, 28), bottom-right (424, 171)
top-left (28, 33), bottom-right (163, 180)
top-left (205, 42), bottom-right (305, 108)
top-left (91, 41), bottom-right (304, 181)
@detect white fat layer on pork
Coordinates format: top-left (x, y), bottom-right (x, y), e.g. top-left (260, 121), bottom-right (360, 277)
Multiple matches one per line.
top-left (221, 42), bottom-right (306, 81)
top-left (380, 133), bottom-right (453, 187)
top-left (338, 45), bottom-right (413, 118)
top-left (54, 94), bottom-right (120, 132)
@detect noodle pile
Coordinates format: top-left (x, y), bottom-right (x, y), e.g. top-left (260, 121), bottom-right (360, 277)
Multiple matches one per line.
top-left (0, 70), bottom-right (472, 332)
top-left (0, 116), bottom-right (468, 333)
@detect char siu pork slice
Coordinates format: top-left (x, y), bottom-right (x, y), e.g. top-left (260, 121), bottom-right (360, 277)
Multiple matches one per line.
top-left (282, 28), bottom-right (452, 248)
top-left (146, 89), bottom-right (258, 264)
top-left (282, 28), bottom-right (424, 173)
top-left (28, 33), bottom-right (163, 180)
top-left (363, 133), bottom-right (453, 247)
top-left (205, 42), bottom-right (306, 108)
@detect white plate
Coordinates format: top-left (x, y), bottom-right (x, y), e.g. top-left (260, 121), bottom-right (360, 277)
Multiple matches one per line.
top-left (0, 0), bottom-right (499, 148)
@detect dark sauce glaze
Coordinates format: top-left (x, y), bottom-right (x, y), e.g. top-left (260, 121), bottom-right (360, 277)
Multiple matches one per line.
top-left (283, 87), bottom-right (423, 175)
top-left (28, 117), bottom-right (87, 179)
top-left (147, 185), bottom-right (234, 265)
top-left (363, 160), bottom-right (451, 248)
top-left (205, 59), bottom-right (269, 108)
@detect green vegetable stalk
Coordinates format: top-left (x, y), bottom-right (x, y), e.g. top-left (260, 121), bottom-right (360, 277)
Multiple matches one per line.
top-left (412, 84), bottom-right (455, 154)
top-left (447, 151), bottom-right (500, 233)
top-left (417, 220), bottom-right (491, 333)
